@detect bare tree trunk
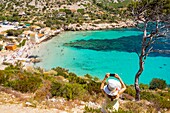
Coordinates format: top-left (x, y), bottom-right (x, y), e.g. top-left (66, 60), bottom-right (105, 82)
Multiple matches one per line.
top-left (134, 22), bottom-right (147, 101)
top-left (135, 56), bottom-right (144, 101)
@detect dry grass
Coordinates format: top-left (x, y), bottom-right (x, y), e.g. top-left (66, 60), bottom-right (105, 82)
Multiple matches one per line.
top-left (0, 86), bottom-right (33, 102)
top-left (120, 100), bottom-right (157, 113)
top-left (0, 85), bottom-right (169, 113)
top-left (0, 92), bottom-right (18, 104)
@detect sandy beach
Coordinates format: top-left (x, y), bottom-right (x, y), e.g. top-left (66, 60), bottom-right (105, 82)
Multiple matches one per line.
top-left (0, 41), bottom-right (40, 70)
top-left (0, 24), bottom-right (18, 69)
top-left (0, 21), bottom-right (135, 70)
top-left (0, 50), bottom-right (15, 70)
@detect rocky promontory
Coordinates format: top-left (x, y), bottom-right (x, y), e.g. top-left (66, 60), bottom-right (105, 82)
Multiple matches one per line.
top-left (64, 20), bottom-right (135, 31)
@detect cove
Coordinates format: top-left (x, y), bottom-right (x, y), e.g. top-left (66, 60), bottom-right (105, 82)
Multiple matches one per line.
top-left (31, 28), bottom-right (170, 85)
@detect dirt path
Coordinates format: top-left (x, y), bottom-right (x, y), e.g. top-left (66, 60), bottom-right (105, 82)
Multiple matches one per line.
top-left (0, 104), bottom-right (66, 113)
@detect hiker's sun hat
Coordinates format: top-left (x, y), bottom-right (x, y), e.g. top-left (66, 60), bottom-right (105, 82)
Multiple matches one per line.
top-left (103, 79), bottom-right (121, 96)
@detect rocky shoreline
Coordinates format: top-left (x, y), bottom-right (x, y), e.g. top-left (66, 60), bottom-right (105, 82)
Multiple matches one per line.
top-left (64, 20), bottom-right (135, 31)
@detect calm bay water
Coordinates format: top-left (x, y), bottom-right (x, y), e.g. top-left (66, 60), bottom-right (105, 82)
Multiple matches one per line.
top-left (32, 28), bottom-right (170, 85)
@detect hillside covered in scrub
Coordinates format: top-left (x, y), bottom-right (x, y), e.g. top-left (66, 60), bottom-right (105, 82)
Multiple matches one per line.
top-left (0, 63), bottom-right (170, 113)
top-left (0, 0), bottom-right (170, 112)
top-left (0, 0), bottom-right (132, 28)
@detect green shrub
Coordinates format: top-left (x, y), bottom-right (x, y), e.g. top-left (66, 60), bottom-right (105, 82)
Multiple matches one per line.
top-left (77, 9), bottom-right (84, 14)
top-left (158, 91), bottom-right (170, 98)
top-left (140, 91), bottom-right (158, 101)
top-left (84, 74), bottom-right (93, 80)
top-left (116, 108), bottom-right (133, 113)
top-left (52, 67), bottom-right (69, 78)
top-left (0, 35), bottom-right (4, 40)
top-left (124, 85), bottom-right (135, 97)
top-left (0, 70), bottom-right (10, 84)
top-left (159, 98), bottom-right (170, 109)
top-left (34, 80), bottom-right (52, 101)
top-left (84, 106), bottom-right (101, 113)
top-left (65, 83), bottom-right (87, 100)
top-left (84, 106), bottom-right (133, 113)
top-left (0, 64), bottom-right (23, 85)
top-left (59, 9), bottom-right (72, 14)
top-left (68, 73), bottom-right (87, 84)
top-left (140, 91), bottom-right (170, 109)
top-left (93, 77), bottom-right (99, 81)
top-left (149, 78), bottom-right (167, 90)
top-left (84, 74), bottom-right (99, 81)
top-left (6, 29), bottom-right (23, 36)
top-left (139, 83), bottom-right (149, 90)
top-left (7, 73), bottom-right (42, 93)
top-left (53, 67), bottom-right (87, 84)
top-left (51, 82), bottom-right (86, 100)
top-left (1, 65), bottom-right (42, 93)
top-left (67, 72), bottom-right (77, 82)
top-left (85, 80), bottom-right (101, 94)
top-left (52, 67), bottom-right (102, 99)
top-left (18, 39), bottom-right (26, 47)
top-left (50, 81), bottom-right (62, 97)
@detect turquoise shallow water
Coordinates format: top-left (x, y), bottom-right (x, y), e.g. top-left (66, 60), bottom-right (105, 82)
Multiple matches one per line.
top-left (32, 28), bottom-right (170, 85)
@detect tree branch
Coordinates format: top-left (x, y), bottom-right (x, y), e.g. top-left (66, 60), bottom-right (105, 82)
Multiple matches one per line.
top-left (144, 35), bottom-right (156, 51)
top-left (153, 50), bottom-right (170, 54)
top-left (144, 46), bottom-right (153, 59)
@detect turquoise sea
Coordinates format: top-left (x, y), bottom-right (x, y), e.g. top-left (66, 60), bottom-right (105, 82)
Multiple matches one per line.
top-left (32, 28), bottom-right (170, 85)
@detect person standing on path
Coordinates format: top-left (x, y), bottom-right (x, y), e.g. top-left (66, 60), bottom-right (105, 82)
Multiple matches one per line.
top-left (100, 73), bottom-right (126, 112)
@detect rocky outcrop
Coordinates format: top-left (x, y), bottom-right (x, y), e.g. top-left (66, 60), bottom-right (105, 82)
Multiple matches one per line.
top-left (65, 20), bottom-right (135, 31)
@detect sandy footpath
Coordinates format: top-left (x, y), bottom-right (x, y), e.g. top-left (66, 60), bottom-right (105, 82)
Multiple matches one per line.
top-left (0, 104), bottom-right (66, 113)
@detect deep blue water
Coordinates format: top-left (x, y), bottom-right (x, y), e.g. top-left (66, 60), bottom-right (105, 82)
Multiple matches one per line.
top-left (32, 28), bottom-right (170, 85)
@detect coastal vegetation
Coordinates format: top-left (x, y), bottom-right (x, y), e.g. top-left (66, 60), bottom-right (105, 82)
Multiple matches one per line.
top-left (0, 0), bottom-right (170, 112)
top-left (0, 64), bottom-right (169, 112)
top-left (0, 0), bottom-right (132, 28)
top-left (149, 78), bottom-right (167, 90)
